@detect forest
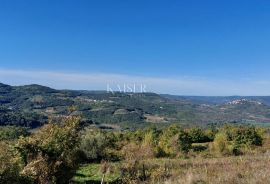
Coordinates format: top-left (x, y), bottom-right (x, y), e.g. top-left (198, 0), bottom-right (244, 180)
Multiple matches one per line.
top-left (2, 83), bottom-right (270, 130)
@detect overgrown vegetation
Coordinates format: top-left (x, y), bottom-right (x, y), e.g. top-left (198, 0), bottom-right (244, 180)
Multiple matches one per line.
top-left (0, 117), bottom-right (82, 184)
top-left (0, 117), bottom-right (268, 183)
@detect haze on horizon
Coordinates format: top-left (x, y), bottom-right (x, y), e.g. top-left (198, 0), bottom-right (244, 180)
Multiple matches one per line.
top-left (1, 0), bottom-right (270, 95)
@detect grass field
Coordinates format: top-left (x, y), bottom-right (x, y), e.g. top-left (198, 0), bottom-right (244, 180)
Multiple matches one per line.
top-left (72, 152), bottom-right (270, 184)
top-left (72, 163), bottom-right (121, 183)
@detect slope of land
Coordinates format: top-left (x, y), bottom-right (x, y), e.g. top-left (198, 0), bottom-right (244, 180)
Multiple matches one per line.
top-left (1, 82), bottom-right (270, 129)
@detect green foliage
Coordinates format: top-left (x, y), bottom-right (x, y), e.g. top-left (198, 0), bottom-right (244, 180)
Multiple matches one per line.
top-left (178, 130), bottom-right (192, 153)
top-left (119, 160), bottom-right (150, 184)
top-left (0, 120), bottom-right (267, 183)
top-left (213, 125), bottom-right (264, 155)
top-left (188, 128), bottom-right (212, 143)
top-left (72, 163), bottom-right (120, 183)
top-left (16, 116), bottom-right (81, 184)
top-left (80, 128), bottom-right (119, 162)
top-left (3, 82), bottom-right (270, 129)
top-left (204, 127), bottom-right (217, 141)
top-left (80, 130), bottom-right (107, 161)
top-left (0, 126), bottom-right (29, 141)
top-left (158, 125), bottom-right (192, 156)
top-left (0, 141), bottom-right (30, 184)
top-left (232, 126), bottom-right (263, 147)
top-left (213, 132), bottom-right (231, 155)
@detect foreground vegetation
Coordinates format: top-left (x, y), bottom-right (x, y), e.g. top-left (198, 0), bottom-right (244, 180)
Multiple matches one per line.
top-left (0, 116), bottom-right (269, 183)
top-left (73, 154), bottom-right (270, 184)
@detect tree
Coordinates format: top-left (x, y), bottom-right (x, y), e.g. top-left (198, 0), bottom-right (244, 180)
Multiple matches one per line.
top-left (80, 128), bottom-right (109, 162)
top-left (213, 125), bottom-right (264, 156)
top-left (232, 126), bottom-right (262, 147)
top-left (0, 141), bottom-right (29, 184)
top-left (16, 116), bottom-right (81, 184)
top-left (178, 130), bottom-right (192, 153)
top-left (188, 128), bottom-right (211, 143)
top-left (0, 126), bottom-right (29, 141)
top-left (158, 125), bottom-right (191, 156)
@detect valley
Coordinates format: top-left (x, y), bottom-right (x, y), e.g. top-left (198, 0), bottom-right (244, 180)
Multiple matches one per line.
top-left (1, 82), bottom-right (270, 129)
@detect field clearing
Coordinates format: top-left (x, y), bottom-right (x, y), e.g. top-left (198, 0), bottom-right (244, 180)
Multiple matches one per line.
top-left (144, 114), bottom-right (168, 123)
top-left (72, 163), bottom-right (121, 183)
top-left (72, 153), bottom-right (270, 184)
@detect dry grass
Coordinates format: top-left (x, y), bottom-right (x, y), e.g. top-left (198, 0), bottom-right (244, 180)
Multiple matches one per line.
top-left (73, 153), bottom-right (270, 184)
top-left (143, 153), bottom-right (270, 184)
top-left (144, 114), bottom-right (168, 123)
top-left (73, 137), bottom-right (270, 184)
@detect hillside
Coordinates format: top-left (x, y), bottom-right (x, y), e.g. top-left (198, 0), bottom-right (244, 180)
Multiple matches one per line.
top-left (162, 95), bottom-right (270, 106)
top-left (1, 82), bottom-right (270, 129)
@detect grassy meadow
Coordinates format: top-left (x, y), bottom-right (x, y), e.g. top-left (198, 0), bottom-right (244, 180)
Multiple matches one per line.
top-left (72, 153), bottom-right (270, 184)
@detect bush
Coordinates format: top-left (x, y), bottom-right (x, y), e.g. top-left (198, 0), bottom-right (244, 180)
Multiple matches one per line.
top-left (178, 130), bottom-right (192, 153)
top-left (121, 142), bottom-right (155, 161)
top-left (80, 128), bottom-right (120, 162)
top-left (120, 160), bottom-right (148, 184)
top-left (212, 125), bottom-right (264, 156)
top-left (188, 128), bottom-right (211, 143)
top-left (158, 125), bottom-right (192, 157)
top-left (212, 132), bottom-right (231, 155)
top-left (80, 129), bottom-right (108, 162)
top-left (0, 126), bottom-right (29, 141)
top-left (232, 126), bottom-right (262, 147)
top-left (0, 141), bottom-right (20, 183)
top-left (16, 116), bottom-right (81, 184)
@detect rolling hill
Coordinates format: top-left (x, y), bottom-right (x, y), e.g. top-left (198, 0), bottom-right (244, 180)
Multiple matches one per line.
top-left (1, 82), bottom-right (270, 129)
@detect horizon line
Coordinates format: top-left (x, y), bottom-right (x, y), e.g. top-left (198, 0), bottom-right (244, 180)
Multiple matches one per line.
top-left (0, 68), bottom-right (270, 96)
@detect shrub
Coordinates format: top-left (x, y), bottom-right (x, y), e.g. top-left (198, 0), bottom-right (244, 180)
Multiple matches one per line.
top-left (158, 125), bottom-right (192, 156)
top-left (121, 142), bottom-right (155, 161)
top-left (80, 129), bottom-right (108, 162)
top-left (213, 125), bottom-right (264, 155)
top-left (80, 128), bottom-right (120, 162)
top-left (119, 160), bottom-right (147, 184)
top-left (178, 130), bottom-right (192, 153)
top-left (16, 116), bottom-right (81, 184)
top-left (212, 132), bottom-right (230, 155)
top-left (0, 141), bottom-right (31, 184)
top-left (0, 126), bottom-right (29, 141)
top-left (188, 128), bottom-right (211, 143)
top-left (232, 126), bottom-right (263, 147)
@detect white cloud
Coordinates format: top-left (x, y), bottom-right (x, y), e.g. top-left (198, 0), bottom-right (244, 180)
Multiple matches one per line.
top-left (0, 68), bottom-right (269, 96)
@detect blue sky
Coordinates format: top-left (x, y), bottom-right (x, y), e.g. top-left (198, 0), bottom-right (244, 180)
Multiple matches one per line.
top-left (1, 0), bottom-right (270, 95)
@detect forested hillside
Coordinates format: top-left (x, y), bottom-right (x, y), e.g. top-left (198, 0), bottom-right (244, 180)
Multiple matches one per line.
top-left (1, 82), bottom-right (270, 129)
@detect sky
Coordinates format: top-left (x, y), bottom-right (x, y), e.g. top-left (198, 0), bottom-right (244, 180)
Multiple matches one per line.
top-left (1, 0), bottom-right (270, 95)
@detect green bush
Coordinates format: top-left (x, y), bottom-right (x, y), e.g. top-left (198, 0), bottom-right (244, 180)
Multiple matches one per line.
top-left (213, 132), bottom-right (231, 155)
top-left (213, 125), bottom-right (263, 156)
top-left (0, 126), bottom-right (29, 141)
top-left (16, 117), bottom-right (81, 184)
top-left (188, 128), bottom-right (212, 143)
top-left (158, 125), bottom-right (192, 156)
top-left (80, 128), bottom-right (120, 162)
top-left (232, 126), bottom-right (262, 147)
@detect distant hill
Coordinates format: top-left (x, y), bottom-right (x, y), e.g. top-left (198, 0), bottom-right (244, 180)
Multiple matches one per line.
top-left (1, 82), bottom-right (270, 129)
top-left (162, 94), bottom-right (270, 106)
